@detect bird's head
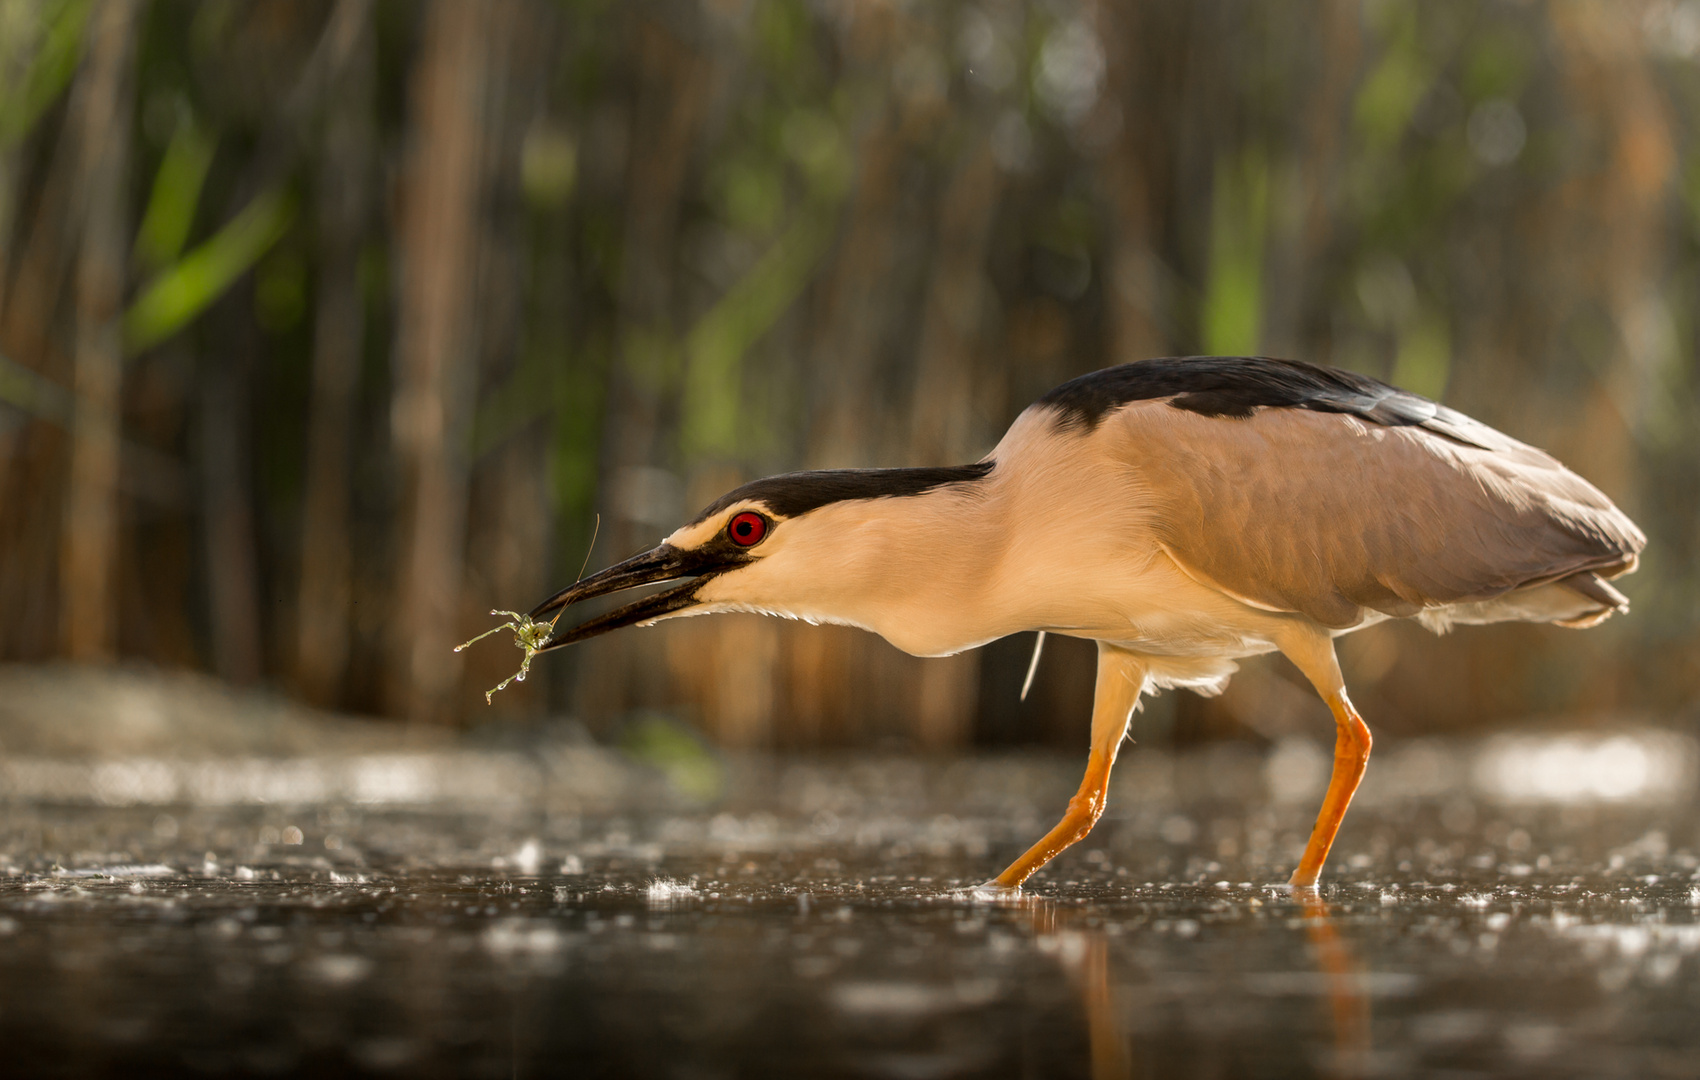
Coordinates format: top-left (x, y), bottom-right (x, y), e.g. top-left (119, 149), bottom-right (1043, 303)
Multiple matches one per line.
top-left (527, 464), bottom-right (995, 653)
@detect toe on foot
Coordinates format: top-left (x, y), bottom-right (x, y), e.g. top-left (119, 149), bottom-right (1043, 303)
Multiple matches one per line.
top-left (962, 879), bottom-right (1025, 903)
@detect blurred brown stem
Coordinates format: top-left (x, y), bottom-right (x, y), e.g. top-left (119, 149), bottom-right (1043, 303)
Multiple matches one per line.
top-left (388, 0), bottom-right (506, 722)
top-left (295, 10), bottom-right (373, 708)
top-left (60, 0), bottom-right (143, 661)
top-left (200, 310), bottom-right (262, 686)
top-left (908, 134), bottom-right (1002, 465)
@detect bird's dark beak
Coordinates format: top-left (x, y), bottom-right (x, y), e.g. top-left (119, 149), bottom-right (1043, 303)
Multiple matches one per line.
top-left (527, 543), bottom-right (742, 653)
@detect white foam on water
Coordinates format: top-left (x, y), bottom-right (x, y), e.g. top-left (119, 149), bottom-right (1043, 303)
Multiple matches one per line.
top-left (644, 877), bottom-right (699, 905)
top-left (54, 864), bottom-right (176, 879)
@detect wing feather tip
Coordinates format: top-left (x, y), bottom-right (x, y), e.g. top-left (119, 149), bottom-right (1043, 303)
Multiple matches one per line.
top-left (1551, 570), bottom-right (1630, 628)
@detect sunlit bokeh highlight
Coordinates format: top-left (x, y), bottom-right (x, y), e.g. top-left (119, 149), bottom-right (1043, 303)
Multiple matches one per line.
top-left (1474, 733), bottom-right (1696, 804)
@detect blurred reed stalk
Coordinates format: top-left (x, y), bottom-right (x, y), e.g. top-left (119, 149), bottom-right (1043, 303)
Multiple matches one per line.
top-left (388, 0), bottom-right (513, 724)
top-left (60, 0), bottom-right (142, 661)
top-left (295, 1), bottom-right (374, 708)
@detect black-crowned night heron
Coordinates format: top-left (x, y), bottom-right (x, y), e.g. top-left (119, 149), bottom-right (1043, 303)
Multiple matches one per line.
top-left (515, 356), bottom-right (1645, 892)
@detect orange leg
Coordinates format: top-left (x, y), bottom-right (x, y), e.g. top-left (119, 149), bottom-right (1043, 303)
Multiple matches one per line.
top-left (1288, 689), bottom-right (1372, 889)
top-left (992, 748), bottom-right (1115, 889)
top-left (991, 644), bottom-right (1146, 890)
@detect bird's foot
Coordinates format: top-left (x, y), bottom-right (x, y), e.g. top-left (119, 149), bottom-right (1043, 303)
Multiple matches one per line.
top-left (1273, 879), bottom-right (1324, 894)
top-left (961, 879), bottom-right (1026, 903)
top-left (1285, 870), bottom-right (1323, 894)
top-left (1278, 875), bottom-right (1327, 912)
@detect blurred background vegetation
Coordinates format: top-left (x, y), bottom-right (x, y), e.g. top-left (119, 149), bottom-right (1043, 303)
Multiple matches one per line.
top-left (0, 0), bottom-right (1695, 751)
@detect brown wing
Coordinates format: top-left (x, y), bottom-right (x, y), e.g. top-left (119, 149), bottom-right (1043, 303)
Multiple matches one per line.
top-left (1105, 401), bottom-right (1646, 629)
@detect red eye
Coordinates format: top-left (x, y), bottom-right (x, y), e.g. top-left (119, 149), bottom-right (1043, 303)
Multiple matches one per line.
top-left (728, 511), bottom-right (768, 547)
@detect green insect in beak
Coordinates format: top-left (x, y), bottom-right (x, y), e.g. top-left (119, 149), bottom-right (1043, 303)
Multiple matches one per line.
top-left (455, 610), bottom-right (557, 703)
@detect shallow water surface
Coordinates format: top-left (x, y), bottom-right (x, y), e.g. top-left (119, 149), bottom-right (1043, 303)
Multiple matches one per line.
top-left (2, 739), bottom-right (1699, 1078)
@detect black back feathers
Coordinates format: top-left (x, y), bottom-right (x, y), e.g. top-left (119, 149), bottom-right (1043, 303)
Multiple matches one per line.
top-left (691, 463), bottom-right (995, 523)
top-left (690, 358), bottom-right (1489, 527)
top-left (1036, 356), bottom-right (1486, 447)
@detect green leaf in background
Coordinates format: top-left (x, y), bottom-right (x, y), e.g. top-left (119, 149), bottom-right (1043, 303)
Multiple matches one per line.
top-left (712, 155), bottom-right (785, 236)
top-left (471, 342), bottom-right (556, 459)
top-left (620, 711), bottom-right (724, 804)
top-left (253, 249), bottom-right (308, 333)
top-left (133, 116), bottom-right (217, 271)
top-left (0, 0), bottom-right (91, 150)
top-left (1390, 308), bottom-right (1450, 402)
top-left (123, 188), bottom-right (296, 354)
top-left (1352, 9), bottom-right (1431, 155)
top-left (520, 123), bottom-right (576, 209)
top-left (0, 349), bottom-right (73, 422)
top-left (1462, 28), bottom-right (1533, 104)
top-left (1201, 148), bottom-right (1268, 357)
top-left (680, 206), bottom-right (836, 458)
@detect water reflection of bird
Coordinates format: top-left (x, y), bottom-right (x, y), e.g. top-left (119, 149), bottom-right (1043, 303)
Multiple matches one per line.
top-left (525, 357), bottom-right (1644, 891)
top-left (1029, 890), bottom-right (1369, 1080)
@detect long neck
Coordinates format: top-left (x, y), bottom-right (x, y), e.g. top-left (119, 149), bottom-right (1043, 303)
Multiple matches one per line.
top-left (712, 414), bottom-right (1159, 654)
top-left (736, 480), bottom-right (1013, 657)
top-left (818, 422), bottom-right (1155, 653)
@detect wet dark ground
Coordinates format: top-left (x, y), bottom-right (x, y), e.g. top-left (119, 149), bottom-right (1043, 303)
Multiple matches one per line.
top-left (3, 732), bottom-right (1700, 1079)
